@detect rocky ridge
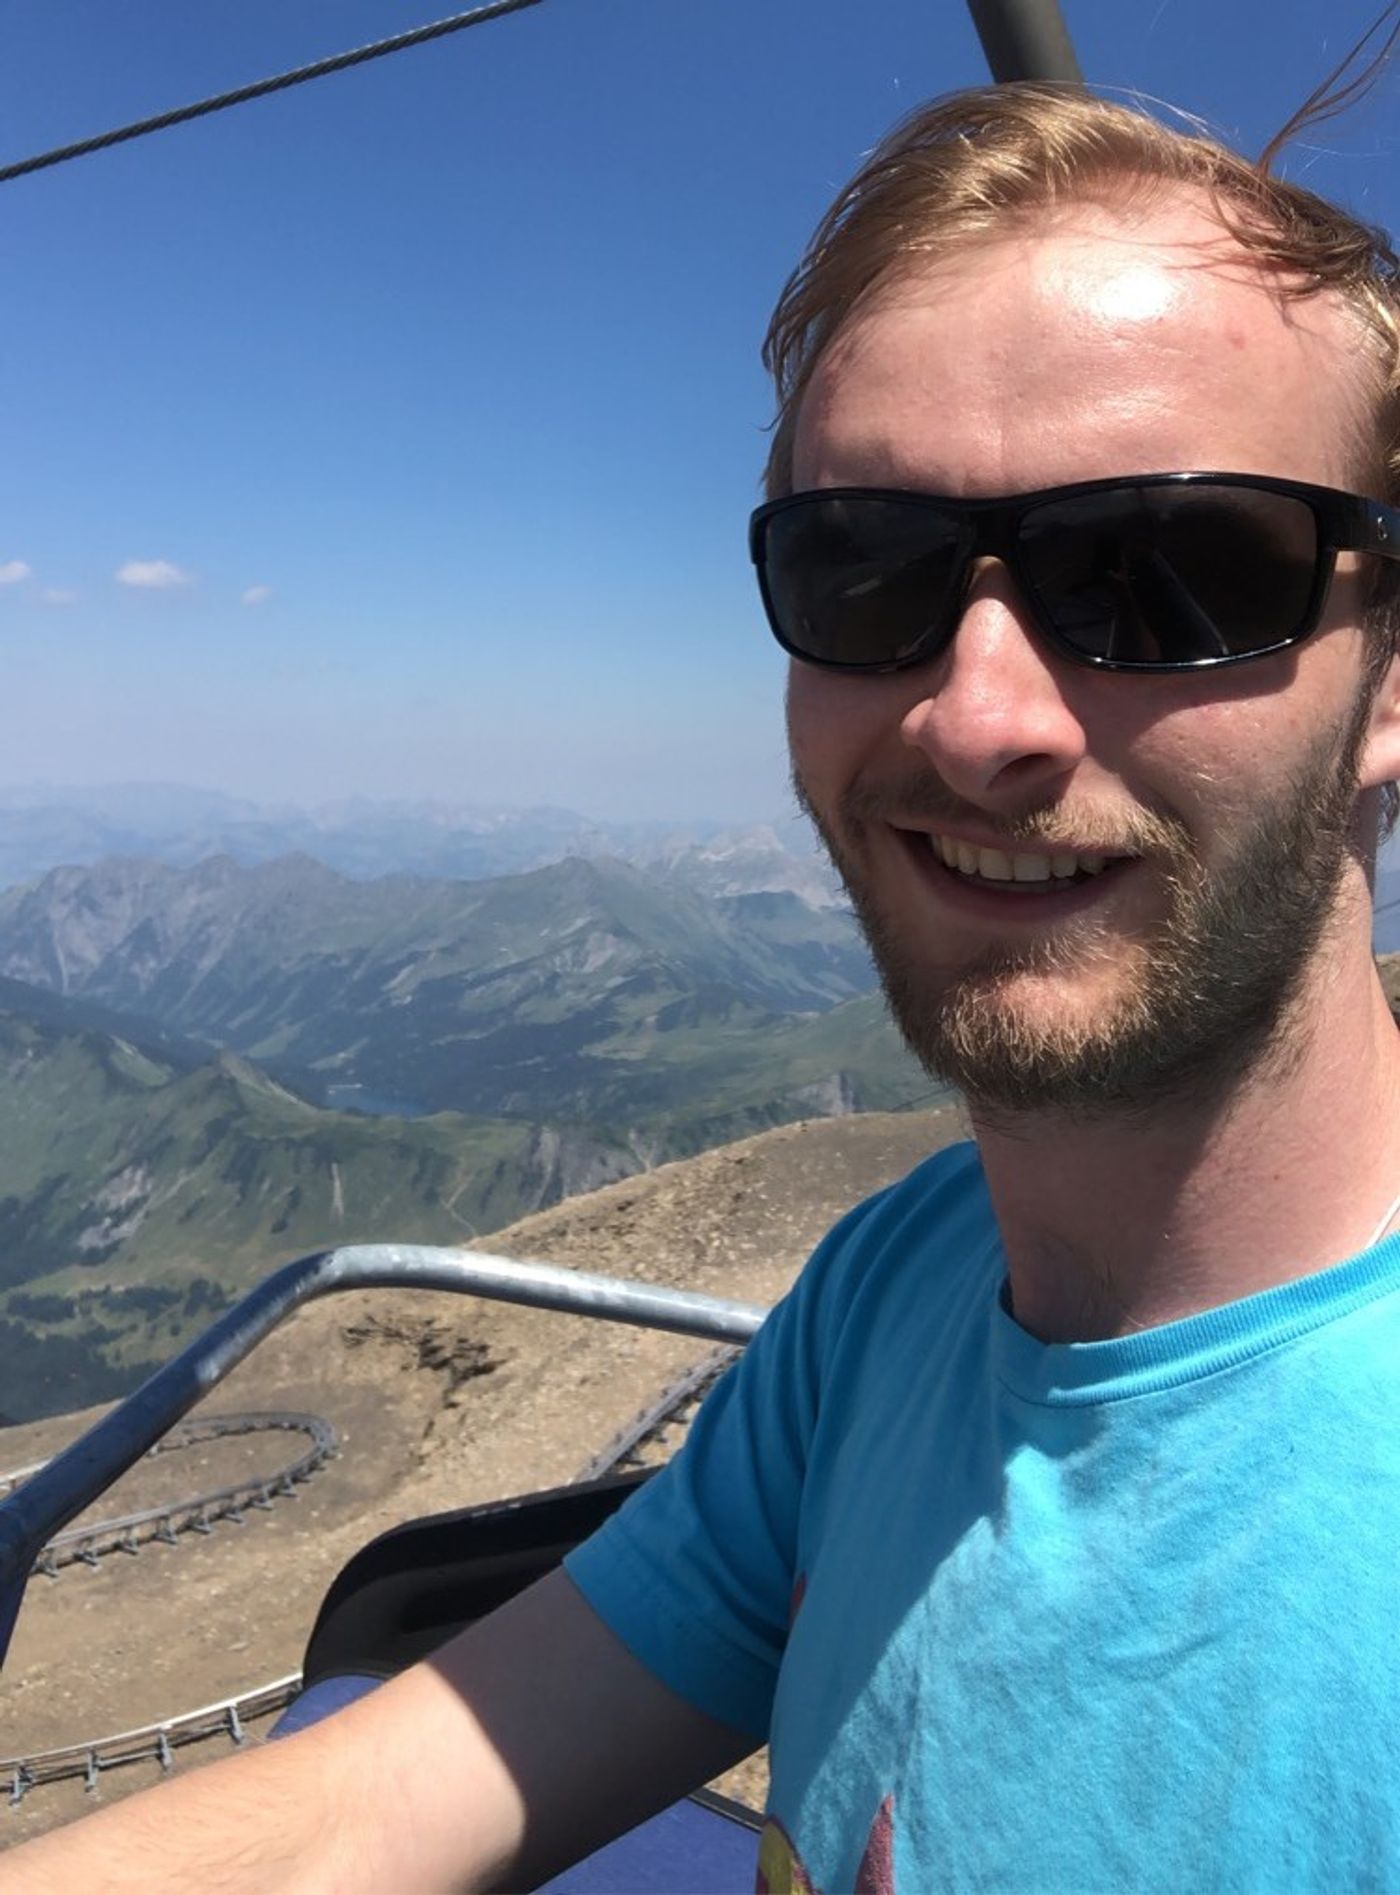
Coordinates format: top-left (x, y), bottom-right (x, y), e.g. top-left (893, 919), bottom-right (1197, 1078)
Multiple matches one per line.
top-left (0, 1104), bottom-right (967, 1845)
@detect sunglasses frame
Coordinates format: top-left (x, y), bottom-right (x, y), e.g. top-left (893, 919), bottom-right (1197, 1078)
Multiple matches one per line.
top-left (749, 471), bottom-right (1400, 675)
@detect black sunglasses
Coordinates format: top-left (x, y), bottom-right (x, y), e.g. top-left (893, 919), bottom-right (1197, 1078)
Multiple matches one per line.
top-left (749, 472), bottom-right (1400, 675)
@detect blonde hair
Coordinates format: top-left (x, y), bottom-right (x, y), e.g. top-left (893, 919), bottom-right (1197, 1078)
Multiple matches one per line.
top-left (761, 84), bottom-right (1400, 503)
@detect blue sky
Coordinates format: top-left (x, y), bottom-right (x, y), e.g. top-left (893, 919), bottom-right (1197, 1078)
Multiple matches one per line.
top-left (0, 0), bottom-right (1396, 822)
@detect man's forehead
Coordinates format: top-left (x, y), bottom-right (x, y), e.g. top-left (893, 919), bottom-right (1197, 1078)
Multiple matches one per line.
top-left (793, 192), bottom-right (1370, 496)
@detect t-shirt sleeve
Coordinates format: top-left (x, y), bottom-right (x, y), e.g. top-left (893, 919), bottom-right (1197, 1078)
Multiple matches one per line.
top-left (563, 1192), bottom-right (890, 1739)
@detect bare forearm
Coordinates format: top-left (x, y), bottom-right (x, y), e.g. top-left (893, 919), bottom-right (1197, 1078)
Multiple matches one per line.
top-left (4, 1573), bottom-right (751, 1892)
top-left (6, 1671), bottom-right (522, 1894)
top-left (7, 1736), bottom-right (350, 1892)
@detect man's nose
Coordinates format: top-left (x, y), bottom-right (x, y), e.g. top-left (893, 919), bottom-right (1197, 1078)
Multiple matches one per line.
top-left (899, 561), bottom-right (1089, 801)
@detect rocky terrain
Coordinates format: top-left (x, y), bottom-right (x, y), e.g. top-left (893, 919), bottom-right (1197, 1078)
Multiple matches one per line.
top-left (0, 1104), bottom-right (967, 1848)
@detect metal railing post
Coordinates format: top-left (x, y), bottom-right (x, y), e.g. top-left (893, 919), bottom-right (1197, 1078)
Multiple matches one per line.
top-left (966, 0), bottom-right (1084, 84)
top-left (0, 1245), bottom-right (766, 1670)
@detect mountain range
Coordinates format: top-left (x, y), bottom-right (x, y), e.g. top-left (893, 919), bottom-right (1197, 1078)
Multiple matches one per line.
top-left (0, 847), bottom-right (931, 1419)
top-left (0, 852), bottom-right (908, 1130)
top-left (7, 780), bottom-right (1400, 944)
top-left (0, 782), bottom-right (840, 904)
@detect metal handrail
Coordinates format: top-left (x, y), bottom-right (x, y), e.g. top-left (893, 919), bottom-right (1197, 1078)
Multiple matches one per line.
top-left (2, 1675), bottom-right (302, 1804)
top-left (0, 1244), bottom-right (768, 1669)
top-left (14, 1413), bottom-right (339, 1576)
top-left (575, 1348), bottom-right (740, 1483)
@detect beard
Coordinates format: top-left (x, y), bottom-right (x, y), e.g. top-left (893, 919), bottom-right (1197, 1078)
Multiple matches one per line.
top-left (795, 695), bottom-right (1374, 1120)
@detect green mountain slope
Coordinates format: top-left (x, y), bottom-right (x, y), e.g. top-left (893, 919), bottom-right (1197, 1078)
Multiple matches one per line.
top-left (565, 990), bottom-right (943, 1158)
top-left (0, 973), bottom-right (936, 1423)
top-left (0, 994), bottom-right (636, 1423)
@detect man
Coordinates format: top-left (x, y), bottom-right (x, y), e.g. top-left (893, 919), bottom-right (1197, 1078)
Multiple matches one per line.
top-left (15, 84), bottom-right (1400, 1890)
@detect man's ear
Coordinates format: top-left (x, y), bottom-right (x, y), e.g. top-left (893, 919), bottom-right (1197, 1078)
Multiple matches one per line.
top-left (1360, 647), bottom-right (1400, 791)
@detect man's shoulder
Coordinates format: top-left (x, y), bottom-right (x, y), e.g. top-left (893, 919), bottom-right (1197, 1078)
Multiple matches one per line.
top-left (793, 1136), bottom-right (998, 1332)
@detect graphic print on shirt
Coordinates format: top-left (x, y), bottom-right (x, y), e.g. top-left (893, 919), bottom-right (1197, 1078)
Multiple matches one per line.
top-left (755, 1796), bottom-right (895, 1895)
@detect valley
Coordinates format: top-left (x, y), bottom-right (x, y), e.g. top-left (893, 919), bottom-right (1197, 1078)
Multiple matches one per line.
top-left (0, 833), bottom-right (932, 1422)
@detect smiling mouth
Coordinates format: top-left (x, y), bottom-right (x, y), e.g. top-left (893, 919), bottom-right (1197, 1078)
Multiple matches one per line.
top-left (912, 828), bottom-right (1135, 896)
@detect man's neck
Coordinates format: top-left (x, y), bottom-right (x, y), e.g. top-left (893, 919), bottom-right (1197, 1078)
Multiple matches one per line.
top-left (972, 946), bottom-right (1400, 1345)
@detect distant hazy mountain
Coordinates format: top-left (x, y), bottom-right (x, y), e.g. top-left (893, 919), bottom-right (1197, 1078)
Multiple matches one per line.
top-left (0, 782), bottom-right (840, 902)
top-left (0, 853), bottom-right (886, 1124)
top-left (640, 825), bottom-right (841, 908)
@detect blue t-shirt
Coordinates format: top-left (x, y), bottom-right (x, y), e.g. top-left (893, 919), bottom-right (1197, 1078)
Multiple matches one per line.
top-left (566, 1142), bottom-right (1400, 1892)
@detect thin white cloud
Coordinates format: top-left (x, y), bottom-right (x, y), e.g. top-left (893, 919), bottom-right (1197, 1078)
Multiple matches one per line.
top-left (41, 587), bottom-right (78, 606)
top-left (0, 560), bottom-right (32, 585)
top-left (116, 558), bottom-right (193, 590)
top-left (241, 584), bottom-right (274, 607)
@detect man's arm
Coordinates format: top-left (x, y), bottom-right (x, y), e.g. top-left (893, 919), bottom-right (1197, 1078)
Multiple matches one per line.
top-left (6, 1568), bottom-right (756, 1892)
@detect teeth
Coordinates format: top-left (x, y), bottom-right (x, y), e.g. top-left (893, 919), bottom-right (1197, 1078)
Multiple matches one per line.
top-left (929, 833), bottom-right (1119, 884)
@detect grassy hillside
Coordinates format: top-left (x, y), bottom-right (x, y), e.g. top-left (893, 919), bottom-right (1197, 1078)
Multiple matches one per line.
top-left (0, 970), bottom-right (935, 1422)
top-left (572, 990), bottom-right (944, 1157)
top-left (0, 999), bottom-right (639, 1423)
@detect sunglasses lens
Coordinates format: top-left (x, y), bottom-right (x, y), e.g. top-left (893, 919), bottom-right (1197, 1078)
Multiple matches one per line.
top-left (759, 494), bottom-right (969, 668)
top-left (1019, 484), bottom-right (1321, 666)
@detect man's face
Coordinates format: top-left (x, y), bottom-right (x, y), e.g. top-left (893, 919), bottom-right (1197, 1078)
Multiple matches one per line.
top-left (785, 193), bottom-right (1398, 1115)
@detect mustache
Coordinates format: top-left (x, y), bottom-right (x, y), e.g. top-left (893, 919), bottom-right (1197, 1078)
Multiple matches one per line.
top-left (813, 770), bottom-right (1191, 859)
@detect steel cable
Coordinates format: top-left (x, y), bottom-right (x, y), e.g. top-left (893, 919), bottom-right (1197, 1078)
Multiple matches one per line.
top-left (0, 0), bottom-right (549, 188)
